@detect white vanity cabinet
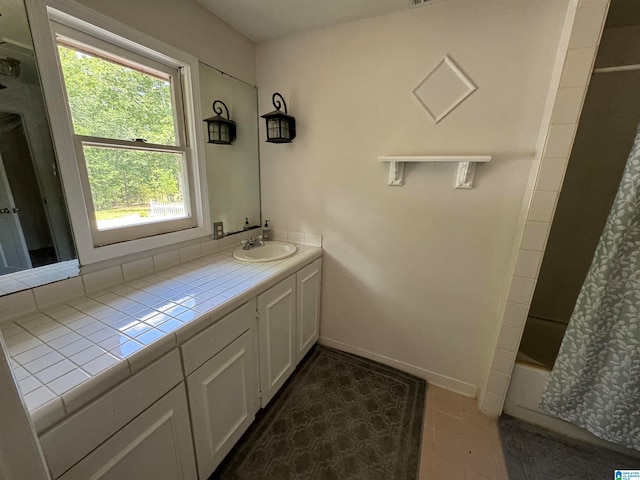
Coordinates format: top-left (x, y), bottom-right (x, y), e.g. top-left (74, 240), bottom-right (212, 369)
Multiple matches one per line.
top-left (34, 254), bottom-right (322, 480)
top-left (58, 384), bottom-right (196, 480)
top-left (181, 300), bottom-right (259, 479)
top-left (295, 257), bottom-right (322, 363)
top-left (40, 350), bottom-right (196, 480)
top-left (258, 258), bottom-right (322, 406)
top-left (258, 275), bottom-right (297, 407)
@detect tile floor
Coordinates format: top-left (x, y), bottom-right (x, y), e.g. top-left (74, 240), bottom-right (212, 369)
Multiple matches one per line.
top-left (420, 386), bottom-right (509, 479)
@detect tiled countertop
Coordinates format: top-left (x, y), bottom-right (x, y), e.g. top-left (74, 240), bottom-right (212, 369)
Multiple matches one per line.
top-left (1, 243), bottom-right (321, 432)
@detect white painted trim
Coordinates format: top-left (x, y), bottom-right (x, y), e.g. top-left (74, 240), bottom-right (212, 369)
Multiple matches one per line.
top-left (76, 136), bottom-right (187, 153)
top-left (414, 365), bottom-right (478, 398)
top-left (319, 336), bottom-right (478, 398)
top-left (25, 0), bottom-right (89, 259)
top-left (411, 55), bottom-right (477, 124)
top-left (25, 0), bottom-right (211, 267)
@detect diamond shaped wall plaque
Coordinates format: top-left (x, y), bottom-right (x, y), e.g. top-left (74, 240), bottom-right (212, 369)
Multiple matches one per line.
top-left (412, 55), bottom-right (476, 123)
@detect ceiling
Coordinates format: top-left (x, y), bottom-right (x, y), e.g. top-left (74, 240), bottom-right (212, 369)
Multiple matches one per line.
top-left (195, 0), bottom-right (411, 42)
top-left (198, 0), bottom-right (640, 44)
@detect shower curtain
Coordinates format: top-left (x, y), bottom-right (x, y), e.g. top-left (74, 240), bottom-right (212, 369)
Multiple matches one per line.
top-left (540, 124), bottom-right (640, 451)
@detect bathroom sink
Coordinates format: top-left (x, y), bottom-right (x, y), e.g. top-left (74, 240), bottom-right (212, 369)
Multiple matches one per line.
top-left (233, 241), bottom-right (297, 263)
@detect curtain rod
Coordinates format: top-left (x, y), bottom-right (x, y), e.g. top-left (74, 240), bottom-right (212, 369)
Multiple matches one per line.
top-left (593, 64), bottom-right (640, 74)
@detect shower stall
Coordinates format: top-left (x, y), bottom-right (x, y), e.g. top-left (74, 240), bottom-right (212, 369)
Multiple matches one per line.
top-left (504, 1), bottom-right (640, 453)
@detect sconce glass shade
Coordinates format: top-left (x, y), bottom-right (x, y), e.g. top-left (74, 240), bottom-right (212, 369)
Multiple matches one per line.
top-left (204, 100), bottom-right (236, 145)
top-left (261, 93), bottom-right (296, 143)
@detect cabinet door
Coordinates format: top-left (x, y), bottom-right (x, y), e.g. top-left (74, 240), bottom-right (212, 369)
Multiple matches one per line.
top-left (59, 384), bottom-right (196, 480)
top-left (296, 258), bottom-right (322, 363)
top-left (257, 275), bottom-right (296, 407)
top-left (187, 330), bottom-right (258, 479)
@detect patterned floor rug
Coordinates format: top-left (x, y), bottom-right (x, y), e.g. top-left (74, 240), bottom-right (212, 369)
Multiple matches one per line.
top-left (211, 345), bottom-right (426, 480)
top-left (498, 415), bottom-right (640, 479)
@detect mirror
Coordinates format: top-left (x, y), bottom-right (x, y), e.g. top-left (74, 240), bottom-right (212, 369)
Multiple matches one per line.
top-left (199, 62), bottom-right (261, 236)
top-left (0, 0), bottom-right (78, 296)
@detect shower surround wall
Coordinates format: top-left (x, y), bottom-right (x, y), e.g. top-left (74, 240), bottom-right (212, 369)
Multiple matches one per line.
top-left (521, 20), bottom-right (640, 368)
top-left (256, 0), bottom-right (570, 396)
top-left (502, 2), bottom-right (640, 446)
top-left (481, 0), bottom-right (610, 414)
top-left (530, 23), bottom-right (640, 327)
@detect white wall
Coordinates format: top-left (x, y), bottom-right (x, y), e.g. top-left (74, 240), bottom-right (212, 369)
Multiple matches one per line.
top-left (257, 0), bottom-right (569, 392)
top-left (74, 0), bottom-right (256, 84)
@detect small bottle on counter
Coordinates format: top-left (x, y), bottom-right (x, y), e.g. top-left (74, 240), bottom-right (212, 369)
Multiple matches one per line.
top-left (262, 220), bottom-right (272, 241)
top-left (244, 217), bottom-right (250, 230)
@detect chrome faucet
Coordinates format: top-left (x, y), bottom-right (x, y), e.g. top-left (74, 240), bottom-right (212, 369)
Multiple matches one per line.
top-left (242, 236), bottom-right (264, 250)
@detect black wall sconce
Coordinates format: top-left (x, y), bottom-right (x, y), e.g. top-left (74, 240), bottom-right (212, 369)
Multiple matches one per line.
top-left (204, 100), bottom-right (236, 145)
top-left (261, 92), bottom-right (296, 143)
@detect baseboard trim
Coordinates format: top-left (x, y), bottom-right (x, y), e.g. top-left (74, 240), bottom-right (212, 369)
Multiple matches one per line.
top-left (318, 336), bottom-right (478, 398)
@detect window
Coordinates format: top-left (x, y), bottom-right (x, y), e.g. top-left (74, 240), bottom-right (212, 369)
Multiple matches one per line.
top-left (51, 20), bottom-right (200, 248)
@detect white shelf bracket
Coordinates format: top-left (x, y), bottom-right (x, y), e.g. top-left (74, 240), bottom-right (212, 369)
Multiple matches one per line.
top-left (378, 156), bottom-right (491, 188)
top-left (455, 161), bottom-right (475, 189)
top-left (388, 161), bottom-right (405, 186)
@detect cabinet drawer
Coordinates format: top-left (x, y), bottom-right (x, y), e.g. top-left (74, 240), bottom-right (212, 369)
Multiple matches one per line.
top-left (41, 350), bottom-right (183, 479)
top-left (181, 300), bottom-right (255, 376)
top-left (58, 383), bottom-right (196, 480)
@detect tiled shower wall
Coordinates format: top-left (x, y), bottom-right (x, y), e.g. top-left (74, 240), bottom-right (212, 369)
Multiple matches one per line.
top-left (478, 0), bottom-right (611, 415)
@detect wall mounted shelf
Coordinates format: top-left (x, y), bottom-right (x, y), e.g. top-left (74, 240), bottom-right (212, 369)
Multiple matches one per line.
top-left (378, 156), bottom-right (491, 188)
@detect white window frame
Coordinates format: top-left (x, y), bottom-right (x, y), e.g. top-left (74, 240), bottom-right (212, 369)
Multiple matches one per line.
top-left (55, 24), bottom-right (197, 246)
top-left (25, 0), bottom-right (210, 265)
